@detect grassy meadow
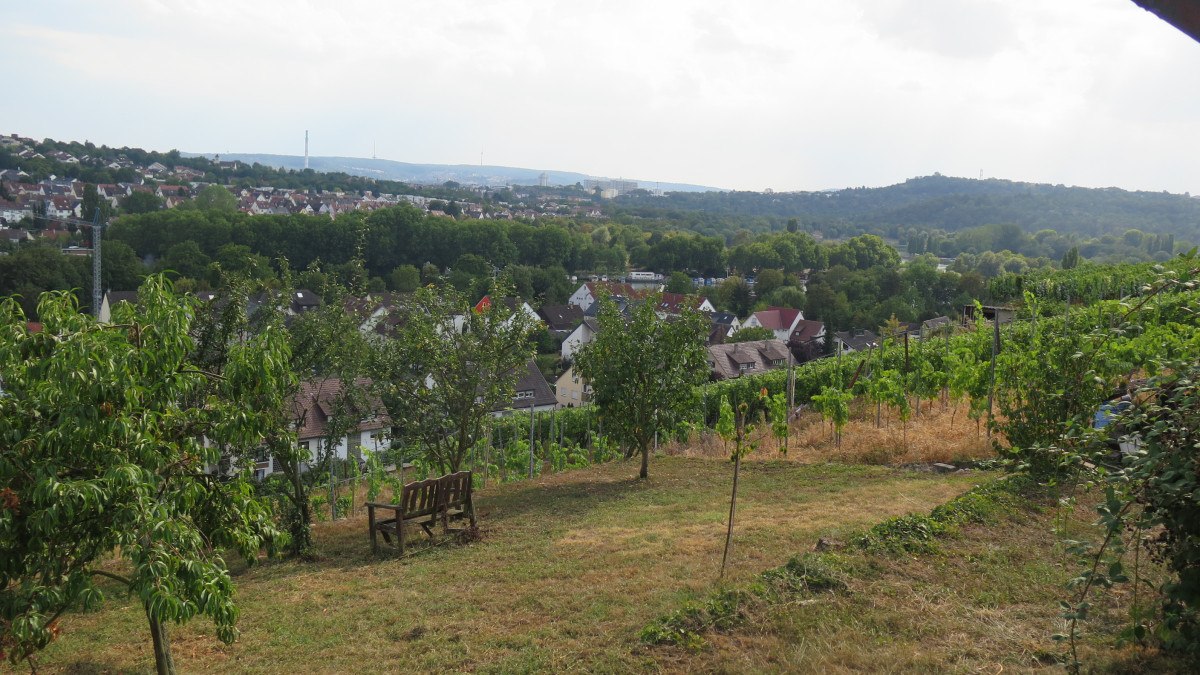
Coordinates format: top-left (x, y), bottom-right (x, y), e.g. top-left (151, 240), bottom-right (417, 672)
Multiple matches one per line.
top-left (32, 404), bottom-right (1178, 673)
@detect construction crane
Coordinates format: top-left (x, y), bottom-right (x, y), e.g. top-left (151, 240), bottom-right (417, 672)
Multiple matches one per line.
top-left (23, 209), bottom-right (107, 317)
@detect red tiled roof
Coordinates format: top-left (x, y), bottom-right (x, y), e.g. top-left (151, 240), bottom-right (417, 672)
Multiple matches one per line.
top-left (658, 292), bottom-right (710, 313)
top-left (752, 307), bottom-right (801, 331)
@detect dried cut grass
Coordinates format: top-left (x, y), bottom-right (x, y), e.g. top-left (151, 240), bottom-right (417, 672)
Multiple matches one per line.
top-left (666, 399), bottom-right (996, 466)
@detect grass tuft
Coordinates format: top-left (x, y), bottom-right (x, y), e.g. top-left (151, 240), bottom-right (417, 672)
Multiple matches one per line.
top-left (641, 553), bottom-right (847, 649)
top-left (854, 474), bottom-right (1038, 554)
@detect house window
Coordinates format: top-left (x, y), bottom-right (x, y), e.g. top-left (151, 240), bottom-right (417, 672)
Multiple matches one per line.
top-left (298, 440), bottom-right (312, 461)
top-left (348, 433), bottom-right (362, 462)
top-left (738, 361), bottom-right (757, 373)
top-left (271, 454), bottom-right (281, 472)
top-left (771, 358), bottom-right (784, 367)
top-left (515, 390), bottom-right (535, 400)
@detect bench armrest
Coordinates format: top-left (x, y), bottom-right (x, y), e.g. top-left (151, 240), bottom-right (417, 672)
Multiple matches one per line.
top-left (366, 501), bottom-right (403, 511)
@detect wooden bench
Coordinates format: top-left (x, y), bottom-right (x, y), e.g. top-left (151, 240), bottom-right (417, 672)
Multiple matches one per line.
top-left (367, 471), bottom-right (476, 553)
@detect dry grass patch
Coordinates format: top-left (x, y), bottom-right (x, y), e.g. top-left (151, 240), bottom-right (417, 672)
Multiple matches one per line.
top-left (668, 400), bottom-right (996, 466)
top-left (649, 500), bottom-right (1186, 674)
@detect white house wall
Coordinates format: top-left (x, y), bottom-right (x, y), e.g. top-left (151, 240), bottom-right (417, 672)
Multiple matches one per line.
top-left (561, 323), bottom-right (593, 360)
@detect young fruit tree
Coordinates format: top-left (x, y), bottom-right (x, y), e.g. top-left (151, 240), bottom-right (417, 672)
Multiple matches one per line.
top-left (284, 275), bottom-right (375, 525)
top-left (375, 282), bottom-right (539, 474)
top-left (0, 277), bottom-right (291, 674)
top-left (718, 389), bottom-right (781, 580)
top-left (574, 292), bottom-right (709, 479)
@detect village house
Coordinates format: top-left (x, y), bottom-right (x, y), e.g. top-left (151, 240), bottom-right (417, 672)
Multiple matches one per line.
top-left (98, 290), bottom-right (139, 323)
top-left (537, 304), bottom-right (584, 336)
top-left (561, 316), bottom-right (600, 360)
top-left (655, 292), bottom-right (716, 317)
top-left (742, 306), bottom-right (806, 342)
top-left (832, 329), bottom-right (880, 353)
top-left (566, 280), bottom-right (654, 312)
top-left (707, 339), bottom-right (794, 380)
top-left (492, 359), bottom-right (558, 415)
top-left (284, 378), bottom-right (390, 481)
top-left (788, 319), bottom-right (827, 362)
top-left (554, 364), bottom-right (591, 408)
top-left (474, 295), bottom-right (540, 326)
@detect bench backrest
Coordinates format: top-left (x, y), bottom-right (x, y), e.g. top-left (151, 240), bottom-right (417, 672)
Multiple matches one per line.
top-left (439, 471), bottom-right (472, 509)
top-left (399, 477), bottom-right (442, 518)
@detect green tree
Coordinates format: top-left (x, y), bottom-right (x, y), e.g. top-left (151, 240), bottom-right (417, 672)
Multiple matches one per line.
top-left (100, 239), bottom-right (147, 292)
top-left (575, 292), bottom-right (709, 479)
top-left (80, 183), bottom-right (113, 222)
top-left (157, 240), bottom-right (211, 281)
top-left (754, 268), bottom-right (785, 297)
top-left (377, 280), bottom-right (539, 474)
top-left (283, 271), bottom-right (373, 525)
top-left (665, 271), bottom-right (694, 295)
top-left (390, 264), bottom-right (421, 292)
top-left (761, 285), bottom-right (806, 310)
top-left (1062, 246), bottom-right (1081, 270)
top-left (120, 191), bottom-right (164, 215)
top-left (0, 276), bottom-right (291, 673)
top-left (187, 185), bottom-right (238, 213)
top-left (716, 276), bottom-right (755, 318)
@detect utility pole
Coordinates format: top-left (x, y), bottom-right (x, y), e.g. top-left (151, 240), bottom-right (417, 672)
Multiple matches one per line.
top-left (91, 208), bottom-right (103, 318)
top-left (986, 318), bottom-right (1000, 440)
top-left (528, 402), bottom-right (536, 478)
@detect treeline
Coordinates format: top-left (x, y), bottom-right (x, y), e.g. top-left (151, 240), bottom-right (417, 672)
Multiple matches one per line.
top-left (3, 202), bottom-right (996, 328)
top-left (615, 175), bottom-right (1200, 240)
top-left (902, 222), bottom-right (1182, 265)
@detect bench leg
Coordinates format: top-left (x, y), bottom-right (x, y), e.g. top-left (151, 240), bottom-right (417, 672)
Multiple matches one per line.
top-left (368, 504), bottom-right (378, 553)
top-left (399, 519), bottom-right (406, 555)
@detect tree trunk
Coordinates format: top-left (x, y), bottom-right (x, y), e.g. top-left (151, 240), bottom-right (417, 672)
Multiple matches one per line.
top-left (290, 467), bottom-right (313, 556)
top-left (720, 453), bottom-right (741, 580)
top-left (147, 608), bottom-right (176, 675)
top-left (639, 441), bottom-right (649, 479)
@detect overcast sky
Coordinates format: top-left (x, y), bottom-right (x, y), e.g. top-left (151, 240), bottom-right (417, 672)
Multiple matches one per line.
top-left (2, 0), bottom-right (1198, 193)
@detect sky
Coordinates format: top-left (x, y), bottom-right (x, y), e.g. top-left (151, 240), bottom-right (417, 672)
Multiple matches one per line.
top-left (2, 0), bottom-right (1199, 193)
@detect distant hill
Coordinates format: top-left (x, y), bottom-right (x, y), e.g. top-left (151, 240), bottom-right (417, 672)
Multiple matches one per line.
top-left (181, 152), bottom-right (720, 193)
top-left (613, 174), bottom-right (1200, 240)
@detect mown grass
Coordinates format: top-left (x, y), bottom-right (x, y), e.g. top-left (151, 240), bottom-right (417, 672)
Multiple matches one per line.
top-left (38, 458), bottom-right (982, 673)
top-left (647, 486), bottom-right (1187, 673)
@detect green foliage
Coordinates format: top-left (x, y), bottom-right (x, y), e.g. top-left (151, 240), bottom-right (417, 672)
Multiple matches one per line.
top-left (812, 385), bottom-right (853, 442)
top-left (715, 397), bottom-right (735, 444)
top-left (642, 553), bottom-right (845, 650)
top-left (375, 279), bottom-right (538, 474)
top-left (665, 270), bottom-right (694, 294)
top-left (1058, 358), bottom-right (1200, 661)
top-left (0, 276), bottom-right (291, 668)
top-left (575, 292), bottom-right (709, 479)
top-left (760, 554), bottom-right (848, 595)
top-left (184, 185), bottom-right (238, 213)
top-left (389, 264), bottom-right (421, 292)
top-left (726, 326), bottom-right (776, 343)
top-left (767, 392), bottom-right (789, 455)
top-left (120, 190), bottom-right (164, 215)
top-left (855, 477), bottom-right (1032, 555)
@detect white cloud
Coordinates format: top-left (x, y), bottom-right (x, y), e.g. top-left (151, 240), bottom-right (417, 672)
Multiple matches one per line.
top-left (1, 0), bottom-right (1198, 194)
